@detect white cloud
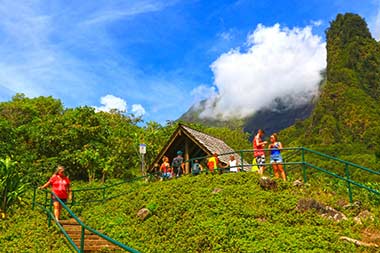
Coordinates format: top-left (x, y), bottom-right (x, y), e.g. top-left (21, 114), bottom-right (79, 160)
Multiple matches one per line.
top-left (81, 1), bottom-right (171, 26)
top-left (191, 84), bottom-right (217, 102)
top-left (366, 0), bottom-right (380, 41)
top-left (368, 9), bottom-right (380, 41)
top-left (131, 104), bottom-right (146, 117)
top-left (94, 94), bottom-right (127, 113)
top-left (219, 31), bottom-right (233, 41)
top-left (311, 20), bottom-right (323, 27)
top-left (199, 23), bottom-right (326, 119)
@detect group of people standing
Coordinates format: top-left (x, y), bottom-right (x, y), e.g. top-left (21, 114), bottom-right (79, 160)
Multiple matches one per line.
top-left (253, 129), bottom-right (286, 181)
top-left (159, 129), bottom-right (286, 181)
top-left (208, 153), bottom-right (239, 173)
top-left (159, 151), bottom-right (239, 179)
top-left (159, 150), bottom-right (186, 180)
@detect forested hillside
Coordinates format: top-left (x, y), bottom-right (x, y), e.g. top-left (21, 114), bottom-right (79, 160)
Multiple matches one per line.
top-left (281, 13), bottom-right (380, 164)
top-left (0, 94), bottom-right (251, 217)
top-left (0, 95), bottom-right (250, 180)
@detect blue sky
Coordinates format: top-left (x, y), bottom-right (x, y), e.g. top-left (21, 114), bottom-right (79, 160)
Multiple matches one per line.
top-left (0, 0), bottom-right (379, 124)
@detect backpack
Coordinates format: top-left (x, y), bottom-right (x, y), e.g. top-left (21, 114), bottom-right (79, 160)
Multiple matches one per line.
top-left (192, 163), bottom-right (200, 173)
top-left (172, 157), bottom-right (182, 168)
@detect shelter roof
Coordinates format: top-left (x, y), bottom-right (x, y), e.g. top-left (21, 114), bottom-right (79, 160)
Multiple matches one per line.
top-left (150, 124), bottom-right (249, 170)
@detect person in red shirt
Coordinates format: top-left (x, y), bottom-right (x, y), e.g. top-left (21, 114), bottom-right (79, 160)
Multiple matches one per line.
top-left (253, 129), bottom-right (268, 175)
top-left (40, 165), bottom-right (71, 221)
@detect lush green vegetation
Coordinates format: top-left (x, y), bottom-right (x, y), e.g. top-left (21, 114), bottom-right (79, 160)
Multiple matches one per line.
top-left (4, 171), bottom-right (379, 252)
top-left (1, 12), bottom-right (380, 252)
top-left (0, 93), bottom-right (250, 216)
top-left (281, 13), bottom-right (380, 169)
top-left (86, 173), bottom-right (378, 253)
top-left (0, 157), bottom-right (29, 217)
top-left (0, 205), bottom-right (70, 252)
top-left (0, 94), bottom-right (250, 181)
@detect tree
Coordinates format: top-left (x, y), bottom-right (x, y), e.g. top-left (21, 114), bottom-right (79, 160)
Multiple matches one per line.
top-left (0, 157), bottom-right (28, 218)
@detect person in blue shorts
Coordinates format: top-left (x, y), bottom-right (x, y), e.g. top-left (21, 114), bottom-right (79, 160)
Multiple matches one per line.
top-left (269, 133), bottom-right (286, 181)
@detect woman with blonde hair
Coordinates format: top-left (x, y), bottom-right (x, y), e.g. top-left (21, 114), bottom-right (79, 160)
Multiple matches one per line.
top-left (39, 166), bottom-right (71, 220)
top-left (269, 133), bottom-right (286, 181)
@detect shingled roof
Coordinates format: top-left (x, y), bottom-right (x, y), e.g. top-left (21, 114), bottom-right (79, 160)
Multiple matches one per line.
top-left (149, 124), bottom-right (249, 172)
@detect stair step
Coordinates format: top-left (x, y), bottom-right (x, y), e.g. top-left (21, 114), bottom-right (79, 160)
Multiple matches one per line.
top-left (65, 229), bottom-right (93, 235)
top-left (60, 219), bottom-right (121, 252)
top-left (60, 218), bottom-right (82, 225)
top-left (83, 244), bottom-right (120, 252)
top-left (73, 239), bottom-right (115, 246)
top-left (68, 234), bottom-right (100, 240)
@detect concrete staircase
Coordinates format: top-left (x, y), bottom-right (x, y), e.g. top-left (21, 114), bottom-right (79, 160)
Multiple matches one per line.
top-left (60, 218), bottom-right (120, 252)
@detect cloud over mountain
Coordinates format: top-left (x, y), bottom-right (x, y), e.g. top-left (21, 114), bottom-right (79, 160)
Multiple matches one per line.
top-left (196, 23), bottom-right (326, 119)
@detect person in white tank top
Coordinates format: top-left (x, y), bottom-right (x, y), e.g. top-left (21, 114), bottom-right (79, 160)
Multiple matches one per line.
top-left (229, 155), bottom-right (238, 172)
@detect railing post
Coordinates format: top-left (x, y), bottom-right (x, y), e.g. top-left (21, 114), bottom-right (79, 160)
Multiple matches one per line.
top-left (71, 191), bottom-right (75, 206)
top-left (80, 227), bottom-right (85, 252)
top-left (301, 147), bottom-right (307, 183)
top-left (32, 187), bottom-right (36, 210)
top-left (240, 151), bottom-right (244, 171)
top-left (283, 158), bottom-right (287, 175)
top-left (102, 187), bottom-right (106, 203)
top-left (344, 163), bottom-right (353, 203)
top-left (48, 197), bottom-right (52, 227)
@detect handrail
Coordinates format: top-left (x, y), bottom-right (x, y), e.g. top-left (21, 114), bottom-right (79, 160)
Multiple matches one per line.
top-left (182, 147), bottom-right (379, 202)
top-left (302, 147), bottom-right (380, 175)
top-left (33, 199), bottom-right (80, 252)
top-left (304, 162), bottom-right (380, 195)
top-left (33, 188), bottom-right (141, 253)
top-left (32, 147), bottom-right (379, 252)
top-left (183, 147), bottom-right (302, 172)
top-left (70, 175), bottom-right (150, 206)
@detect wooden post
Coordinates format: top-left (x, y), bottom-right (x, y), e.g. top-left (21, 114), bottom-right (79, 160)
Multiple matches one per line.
top-left (185, 140), bottom-right (189, 174)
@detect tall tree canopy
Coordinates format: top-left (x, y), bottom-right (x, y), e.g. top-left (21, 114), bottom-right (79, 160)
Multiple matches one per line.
top-left (0, 94), bottom-right (251, 183)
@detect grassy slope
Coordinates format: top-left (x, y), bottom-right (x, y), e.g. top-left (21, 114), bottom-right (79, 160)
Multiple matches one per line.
top-left (81, 173), bottom-right (379, 253)
top-left (0, 205), bottom-right (71, 253)
top-left (2, 172), bottom-right (379, 252)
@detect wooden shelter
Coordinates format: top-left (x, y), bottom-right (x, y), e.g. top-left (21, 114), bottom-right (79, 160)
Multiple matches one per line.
top-left (150, 124), bottom-right (249, 173)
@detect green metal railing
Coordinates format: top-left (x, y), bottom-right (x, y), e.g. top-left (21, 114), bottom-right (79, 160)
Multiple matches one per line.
top-left (70, 175), bottom-right (150, 206)
top-left (185, 147), bottom-right (380, 202)
top-left (32, 147), bottom-right (379, 252)
top-left (301, 147), bottom-right (380, 203)
top-left (32, 180), bottom-right (144, 253)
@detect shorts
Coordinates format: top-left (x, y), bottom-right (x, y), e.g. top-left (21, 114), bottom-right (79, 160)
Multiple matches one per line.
top-left (52, 196), bottom-right (67, 203)
top-left (255, 155), bottom-right (266, 166)
top-left (270, 155), bottom-right (283, 164)
top-left (164, 172), bottom-right (172, 178)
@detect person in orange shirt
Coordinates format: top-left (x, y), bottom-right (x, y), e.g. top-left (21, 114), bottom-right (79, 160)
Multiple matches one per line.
top-left (160, 156), bottom-right (171, 180)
